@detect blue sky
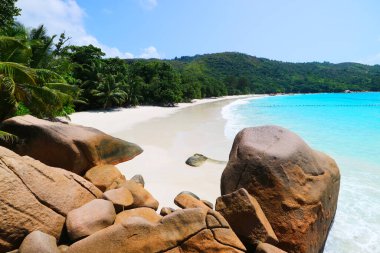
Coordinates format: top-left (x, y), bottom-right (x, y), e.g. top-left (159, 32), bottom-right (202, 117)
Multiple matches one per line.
top-left (17, 0), bottom-right (380, 64)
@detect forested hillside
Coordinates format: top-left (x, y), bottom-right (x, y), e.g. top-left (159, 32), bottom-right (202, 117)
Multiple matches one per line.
top-left (166, 52), bottom-right (380, 94)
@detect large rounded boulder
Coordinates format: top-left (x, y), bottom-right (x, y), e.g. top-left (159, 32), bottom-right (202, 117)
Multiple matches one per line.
top-left (221, 126), bottom-right (340, 253)
top-left (0, 147), bottom-right (102, 252)
top-left (0, 115), bottom-right (143, 175)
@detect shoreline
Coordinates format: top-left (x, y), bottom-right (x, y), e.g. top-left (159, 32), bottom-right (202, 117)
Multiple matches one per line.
top-left (70, 94), bottom-right (267, 208)
top-left (69, 94), bottom-right (263, 135)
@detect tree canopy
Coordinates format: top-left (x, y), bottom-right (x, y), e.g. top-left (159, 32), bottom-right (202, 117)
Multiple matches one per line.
top-left (0, 0), bottom-right (21, 29)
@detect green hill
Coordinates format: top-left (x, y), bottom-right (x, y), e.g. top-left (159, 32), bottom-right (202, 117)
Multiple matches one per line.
top-left (166, 52), bottom-right (380, 94)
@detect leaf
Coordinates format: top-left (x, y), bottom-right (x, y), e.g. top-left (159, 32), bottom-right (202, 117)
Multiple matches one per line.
top-left (0, 130), bottom-right (18, 144)
top-left (0, 61), bottom-right (37, 85)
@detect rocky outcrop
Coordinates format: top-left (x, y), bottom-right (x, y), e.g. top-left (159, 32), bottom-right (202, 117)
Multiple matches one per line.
top-left (216, 188), bottom-right (278, 249)
top-left (58, 245), bottom-right (69, 253)
top-left (185, 153), bottom-right (226, 167)
top-left (221, 126), bottom-right (340, 253)
top-left (0, 115), bottom-right (143, 175)
top-left (202, 199), bottom-right (214, 209)
top-left (174, 191), bottom-right (211, 211)
top-left (114, 207), bottom-right (162, 224)
top-left (1, 121), bottom-right (342, 253)
top-left (66, 208), bottom-right (246, 253)
top-left (256, 243), bottom-right (288, 253)
top-left (65, 199), bottom-right (116, 241)
top-left (18, 231), bottom-right (60, 253)
top-left (130, 174), bottom-right (145, 187)
top-left (84, 165), bottom-right (126, 191)
top-left (102, 187), bottom-right (134, 212)
top-left (160, 207), bottom-right (175, 216)
top-left (0, 146), bottom-right (102, 252)
top-left (118, 180), bottom-right (159, 210)
top-left (185, 153), bottom-right (208, 167)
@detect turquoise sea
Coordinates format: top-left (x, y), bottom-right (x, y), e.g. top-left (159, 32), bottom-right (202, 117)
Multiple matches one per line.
top-left (222, 92), bottom-right (380, 252)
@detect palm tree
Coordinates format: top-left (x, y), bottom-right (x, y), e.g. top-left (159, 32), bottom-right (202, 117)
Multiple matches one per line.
top-left (0, 60), bottom-right (78, 119)
top-left (0, 23), bottom-right (79, 121)
top-left (29, 25), bottom-right (56, 68)
top-left (0, 60), bottom-right (36, 119)
top-left (92, 73), bottom-right (128, 109)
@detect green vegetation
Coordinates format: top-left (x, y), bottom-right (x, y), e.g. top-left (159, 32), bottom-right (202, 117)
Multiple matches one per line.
top-left (0, 0), bottom-right (20, 28)
top-left (168, 52), bottom-right (380, 94)
top-left (0, 23), bottom-right (78, 121)
top-left (0, 2), bottom-right (379, 125)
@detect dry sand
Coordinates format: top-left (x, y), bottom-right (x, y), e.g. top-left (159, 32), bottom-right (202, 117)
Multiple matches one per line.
top-left (70, 95), bottom-right (265, 208)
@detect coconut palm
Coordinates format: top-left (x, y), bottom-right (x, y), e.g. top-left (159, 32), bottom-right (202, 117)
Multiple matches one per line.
top-left (0, 61), bottom-right (78, 119)
top-left (29, 25), bottom-right (56, 68)
top-left (0, 24), bottom-right (79, 121)
top-left (92, 73), bottom-right (128, 109)
top-left (0, 23), bottom-right (31, 64)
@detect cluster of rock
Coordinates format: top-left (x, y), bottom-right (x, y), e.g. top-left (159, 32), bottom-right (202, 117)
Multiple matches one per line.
top-left (0, 148), bottom-right (246, 253)
top-left (0, 116), bottom-right (340, 253)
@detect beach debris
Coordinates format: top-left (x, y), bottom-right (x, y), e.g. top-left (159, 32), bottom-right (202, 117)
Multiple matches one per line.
top-left (0, 146), bottom-right (102, 252)
top-left (84, 164), bottom-right (126, 192)
top-left (65, 209), bottom-right (246, 253)
top-left (115, 207), bottom-right (162, 224)
top-left (130, 174), bottom-right (145, 187)
top-left (65, 199), bottom-right (116, 241)
top-left (174, 191), bottom-right (211, 211)
top-left (221, 125), bottom-right (340, 253)
top-left (0, 115), bottom-right (143, 175)
top-left (216, 188), bottom-right (278, 249)
top-left (102, 187), bottom-right (134, 212)
top-left (19, 231), bottom-right (60, 253)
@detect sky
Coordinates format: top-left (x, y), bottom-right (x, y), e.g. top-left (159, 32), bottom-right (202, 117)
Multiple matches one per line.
top-left (16, 0), bottom-right (380, 65)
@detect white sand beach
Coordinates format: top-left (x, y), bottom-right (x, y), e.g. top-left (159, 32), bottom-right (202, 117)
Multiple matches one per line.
top-left (70, 95), bottom-right (265, 208)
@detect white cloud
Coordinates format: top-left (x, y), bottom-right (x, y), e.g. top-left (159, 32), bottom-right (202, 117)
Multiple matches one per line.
top-left (139, 0), bottom-right (158, 10)
top-left (16, 0), bottom-right (134, 58)
top-left (139, 46), bottom-right (162, 59)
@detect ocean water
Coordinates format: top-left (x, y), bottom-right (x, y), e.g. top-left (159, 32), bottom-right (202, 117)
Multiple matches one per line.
top-left (222, 92), bottom-right (380, 252)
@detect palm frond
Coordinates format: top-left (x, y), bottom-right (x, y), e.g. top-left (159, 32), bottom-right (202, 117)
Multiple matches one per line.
top-left (0, 22), bottom-right (28, 38)
top-left (0, 36), bottom-right (32, 63)
top-left (0, 62), bottom-right (37, 85)
top-left (0, 76), bottom-right (15, 94)
top-left (29, 25), bottom-right (47, 41)
top-left (0, 36), bottom-right (28, 49)
top-left (29, 25), bottom-right (56, 68)
top-left (44, 82), bottom-right (80, 95)
top-left (0, 130), bottom-right (19, 144)
top-left (23, 84), bottom-right (62, 106)
top-left (34, 68), bottom-right (65, 84)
